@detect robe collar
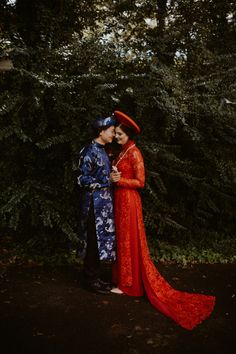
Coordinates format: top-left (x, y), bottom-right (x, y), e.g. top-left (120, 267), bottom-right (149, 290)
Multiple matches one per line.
top-left (121, 139), bottom-right (135, 151)
top-left (92, 140), bottom-right (105, 149)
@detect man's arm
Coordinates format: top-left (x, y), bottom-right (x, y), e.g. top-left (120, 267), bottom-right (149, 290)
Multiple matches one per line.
top-left (77, 148), bottom-right (112, 190)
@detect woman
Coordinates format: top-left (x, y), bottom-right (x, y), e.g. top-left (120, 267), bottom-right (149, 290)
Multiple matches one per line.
top-left (111, 110), bottom-right (216, 330)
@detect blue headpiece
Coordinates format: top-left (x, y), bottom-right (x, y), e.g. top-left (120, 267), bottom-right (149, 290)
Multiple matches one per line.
top-left (93, 114), bottom-right (117, 129)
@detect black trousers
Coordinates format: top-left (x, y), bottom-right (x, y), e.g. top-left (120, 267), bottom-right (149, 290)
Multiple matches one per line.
top-left (83, 201), bottom-right (100, 283)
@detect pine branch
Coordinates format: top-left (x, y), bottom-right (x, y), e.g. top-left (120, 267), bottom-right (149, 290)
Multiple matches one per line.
top-left (36, 134), bottom-right (71, 149)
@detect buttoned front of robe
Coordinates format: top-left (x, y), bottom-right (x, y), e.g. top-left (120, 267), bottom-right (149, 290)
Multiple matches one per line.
top-left (77, 141), bottom-right (116, 261)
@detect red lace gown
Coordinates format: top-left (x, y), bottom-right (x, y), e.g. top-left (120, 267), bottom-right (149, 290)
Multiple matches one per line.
top-left (112, 140), bottom-right (215, 330)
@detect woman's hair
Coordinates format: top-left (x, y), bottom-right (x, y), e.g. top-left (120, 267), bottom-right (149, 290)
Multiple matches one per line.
top-left (116, 123), bottom-right (134, 139)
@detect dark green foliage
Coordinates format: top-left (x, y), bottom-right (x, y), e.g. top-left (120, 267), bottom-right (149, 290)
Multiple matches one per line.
top-left (0, 0), bottom-right (235, 260)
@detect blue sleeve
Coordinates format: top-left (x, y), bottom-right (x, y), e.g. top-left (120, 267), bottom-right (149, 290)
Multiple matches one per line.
top-left (77, 148), bottom-right (110, 190)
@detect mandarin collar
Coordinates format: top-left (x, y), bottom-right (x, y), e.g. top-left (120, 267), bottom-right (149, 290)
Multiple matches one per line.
top-left (92, 140), bottom-right (105, 148)
top-left (122, 139), bottom-right (135, 151)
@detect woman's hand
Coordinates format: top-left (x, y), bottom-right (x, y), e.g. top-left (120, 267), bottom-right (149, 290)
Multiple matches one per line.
top-left (110, 170), bottom-right (121, 182)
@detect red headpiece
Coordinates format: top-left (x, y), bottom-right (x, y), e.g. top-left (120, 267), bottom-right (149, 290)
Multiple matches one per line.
top-left (114, 111), bottom-right (141, 135)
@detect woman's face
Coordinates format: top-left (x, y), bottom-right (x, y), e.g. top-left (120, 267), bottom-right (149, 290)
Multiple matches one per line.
top-left (115, 126), bottom-right (129, 145)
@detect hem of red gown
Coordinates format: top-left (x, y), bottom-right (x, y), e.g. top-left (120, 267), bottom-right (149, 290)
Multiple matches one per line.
top-left (176, 298), bottom-right (216, 330)
top-left (140, 255), bottom-right (216, 330)
top-left (113, 268), bottom-right (215, 330)
top-left (119, 285), bottom-right (144, 297)
top-left (120, 283), bottom-right (215, 330)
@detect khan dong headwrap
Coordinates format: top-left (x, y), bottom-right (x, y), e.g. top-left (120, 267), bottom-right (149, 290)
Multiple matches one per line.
top-left (114, 111), bottom-right (141, 135)
top-left (93, 115), bottom-right (117, 129)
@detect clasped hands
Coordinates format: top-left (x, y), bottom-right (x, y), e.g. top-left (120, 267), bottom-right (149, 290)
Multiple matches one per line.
top-left (110, 166), bottom-right (121, 183)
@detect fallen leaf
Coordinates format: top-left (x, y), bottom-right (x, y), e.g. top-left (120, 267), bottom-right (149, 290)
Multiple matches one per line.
top-left (147, 338), bottom-right (154, 345)
top-left (134, 325), bottom-right (142, 332)
top-left (102, 300), bottom-right (109, 305)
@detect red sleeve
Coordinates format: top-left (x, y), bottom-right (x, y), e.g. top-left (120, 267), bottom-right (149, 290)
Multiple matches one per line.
top-left (116, 148), bottom-right (145, 189)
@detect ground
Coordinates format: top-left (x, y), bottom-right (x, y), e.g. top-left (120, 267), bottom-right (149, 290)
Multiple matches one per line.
top-left (0, 263), bottom-right (235, 354)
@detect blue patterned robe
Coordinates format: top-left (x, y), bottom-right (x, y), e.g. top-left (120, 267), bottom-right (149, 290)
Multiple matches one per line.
top-left (77, 141), bottom-right (116, 261)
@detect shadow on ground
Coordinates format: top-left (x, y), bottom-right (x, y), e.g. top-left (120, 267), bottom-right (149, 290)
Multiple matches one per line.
top-left (0, 263), bottom-right (235, 354)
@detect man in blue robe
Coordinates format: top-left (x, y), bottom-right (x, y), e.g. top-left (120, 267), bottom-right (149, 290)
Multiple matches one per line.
top-left (77, 115), bottom-right (120, 294)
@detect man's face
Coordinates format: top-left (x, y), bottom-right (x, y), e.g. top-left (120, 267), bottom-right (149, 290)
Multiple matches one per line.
top-left (100, 125), bottom-right (115, 144)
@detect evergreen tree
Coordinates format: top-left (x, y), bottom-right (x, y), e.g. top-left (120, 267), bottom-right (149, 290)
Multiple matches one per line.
top-left (0, 0), bottom-right (235, 259)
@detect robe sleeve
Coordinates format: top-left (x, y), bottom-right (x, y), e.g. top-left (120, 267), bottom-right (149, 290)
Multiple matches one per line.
top-left (116, 148), bottom-right (145, 189)
top-left (77, 149), bottom-right (110, 190)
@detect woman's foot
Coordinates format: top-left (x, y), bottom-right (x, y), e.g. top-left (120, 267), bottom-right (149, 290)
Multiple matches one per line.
top-left (110, 287), bottom-right (124, 294)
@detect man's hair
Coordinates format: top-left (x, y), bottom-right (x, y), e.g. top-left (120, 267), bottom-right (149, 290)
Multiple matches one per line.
top-left (93, 125), bottom-right (109, 138)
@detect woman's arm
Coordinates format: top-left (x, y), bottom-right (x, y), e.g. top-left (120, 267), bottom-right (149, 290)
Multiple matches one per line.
top-left (116, 149), bottom-right (145, 189)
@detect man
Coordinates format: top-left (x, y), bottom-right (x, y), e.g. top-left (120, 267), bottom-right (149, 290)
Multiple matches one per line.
top-left (77, 115), bottom-right (120, 294)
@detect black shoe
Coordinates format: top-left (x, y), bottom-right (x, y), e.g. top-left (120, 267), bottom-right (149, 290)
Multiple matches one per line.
top-left (98, 278), bottom-right (113, 291)
top-left (84, 280), bottom-right (111, 295)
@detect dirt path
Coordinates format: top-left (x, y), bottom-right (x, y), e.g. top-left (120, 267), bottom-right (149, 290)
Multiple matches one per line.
top-left (0, 263), bottom-right (235, 354)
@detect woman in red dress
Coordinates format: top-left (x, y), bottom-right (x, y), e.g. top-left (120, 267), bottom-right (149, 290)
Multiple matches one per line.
top-left (111, 111), bottom-right (216, 330)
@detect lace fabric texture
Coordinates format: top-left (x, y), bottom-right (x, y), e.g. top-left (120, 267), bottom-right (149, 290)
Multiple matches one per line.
top-left (112, 140), bottom-right (215, 330)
